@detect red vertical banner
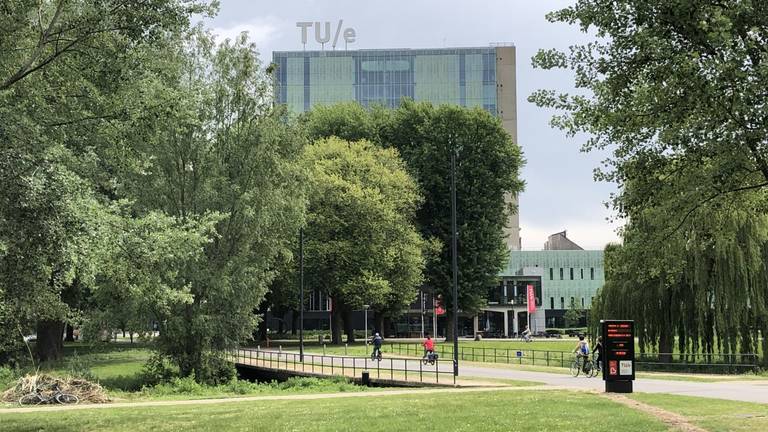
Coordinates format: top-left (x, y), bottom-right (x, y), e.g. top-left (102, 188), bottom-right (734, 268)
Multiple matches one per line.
top-left (527, 284), bottom-right (536, 313)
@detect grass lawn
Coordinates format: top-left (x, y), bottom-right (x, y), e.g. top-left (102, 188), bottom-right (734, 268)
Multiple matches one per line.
top-left (630, 393), bottom-right (768, 432)
top-left (0, 390), bottom-right (668, 432)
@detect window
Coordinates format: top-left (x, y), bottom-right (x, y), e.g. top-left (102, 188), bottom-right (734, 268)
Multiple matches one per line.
top-left (549, 268), bottom-right (553, 280)
top-left (559, 268), bottom-right (564, 280)
top-left (570, 268), bottom-right (574, 280)
top-left (590, 267), bottom-right (595, 280)
top-left (570, 297), bottom-right (575, 307)
top-left (550, 297), bottom-right (554, 309)
top-left (580, 268), bottom-right (584, 279)
top-left (581, 297), bottom-right (585, 308)
top-left (560, 297), bottom-right (564, 309)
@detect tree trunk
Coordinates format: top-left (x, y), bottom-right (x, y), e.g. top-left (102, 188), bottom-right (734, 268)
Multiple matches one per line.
top-left (64, 324), bottom-right (75, 342)
top-left (342, 307), bottom-right (355, 343)
top-left (35, 320), bottom-right (65, 362)
top-left (331, 307), bottom-right (343, 345)
top-left (444, 312), bottom-right (454, 342)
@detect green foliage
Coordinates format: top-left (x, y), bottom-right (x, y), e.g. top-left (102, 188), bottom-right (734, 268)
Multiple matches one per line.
top-left (139, 376), bottom-right (360, 398)
top-left (303, 102), bottom-right (524, 326)
top-left (564, 298), bottom-right (582, 329)
top-left (140, 354), bottom-right (177, 387)
top-left (533, 0), bottom-right (768, 364)
top-left (0, 366), bottom-right (19, 390)
top-left (302, 137), bottom-right (426, 342)
top-left (64, 351), bottom-right (97, 382)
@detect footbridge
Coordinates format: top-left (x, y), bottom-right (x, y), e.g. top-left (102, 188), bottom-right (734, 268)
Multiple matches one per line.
top-left (230, 348), bottom-right (457, 386)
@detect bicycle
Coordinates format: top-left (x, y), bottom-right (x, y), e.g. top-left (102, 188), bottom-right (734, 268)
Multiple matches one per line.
top-left (422, 351), bottom-right (438, 366)
top-left (518, 334), bottom-right (533, 343)
top-left (19, 383), bottom-right (79, 405)
top-left (570, 354), bottom-right (594, 377)
top-left (370, 349), bottom-right (382, 362)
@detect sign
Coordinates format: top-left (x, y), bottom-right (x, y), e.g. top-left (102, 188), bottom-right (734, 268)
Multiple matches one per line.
top-left (296, 20), bottom-right (356, 49)
top-left (515, 351), bottom-right (523, 358)
top-left (601, 320), bottom-right (636, 385)
top-left (526, 284), bottom-right (536, 313)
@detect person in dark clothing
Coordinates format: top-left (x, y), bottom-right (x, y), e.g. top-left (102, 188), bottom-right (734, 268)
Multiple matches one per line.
top-left (371, 332), bottom-right (383, 359)
top-left (593, 336), bottom-right (603, 371)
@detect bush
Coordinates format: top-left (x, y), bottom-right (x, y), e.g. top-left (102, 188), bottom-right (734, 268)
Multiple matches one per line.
top-left (197, 353), bottom-right (236, 386)
top-left (65, 351), bottom-right (97, 382)
top-left (140, 354), bottom-right (176, 386)
top-left (0, 366), bottom-right (19, 390)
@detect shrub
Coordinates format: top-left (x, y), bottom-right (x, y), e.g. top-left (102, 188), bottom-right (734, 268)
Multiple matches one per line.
top-left (140, 354), bottom-right (176, 386)
top-left (65, 351), bottom-right (97, 382)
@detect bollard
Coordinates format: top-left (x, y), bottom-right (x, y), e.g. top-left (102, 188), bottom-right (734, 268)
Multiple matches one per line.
top-left (279, 345), bottom-right (282, 353)
top-left (323, 344), bottom-right (326, 355)
top-left (361, 371), bottom-right (370, 386)
top-left (257, 345), bottom-right (260, 351)
top-left (345, 343), bottom-right (348, 355)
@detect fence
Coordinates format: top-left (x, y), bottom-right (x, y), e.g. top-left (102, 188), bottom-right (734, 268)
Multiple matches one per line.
top-left (386, 343), bottom-right (760, 373)
top-left (231, 348), bottom-right (456, 385)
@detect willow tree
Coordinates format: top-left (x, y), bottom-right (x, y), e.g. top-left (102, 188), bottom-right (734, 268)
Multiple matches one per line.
top-left (532, 1), bottom-right (768, 364)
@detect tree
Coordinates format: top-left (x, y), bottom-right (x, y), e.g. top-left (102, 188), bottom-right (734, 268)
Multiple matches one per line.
top-left (302, 137), bottom-right (426, 344)
top-left (532, 0), bottom-right (768, 364)
top-left (117, 32), bottom-right (307, 380)
top-left (304, 102), bottom-right (525, 339)
top-left (0, 0), bottom-right (214, 362)
top-left (564, 298), bottom-right (582, 328)
top-left (530, 0), bottom-right (768, 222)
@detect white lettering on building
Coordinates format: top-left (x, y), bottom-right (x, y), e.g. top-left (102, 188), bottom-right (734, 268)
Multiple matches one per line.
top-left (296, 20), bottom-right (356, 49)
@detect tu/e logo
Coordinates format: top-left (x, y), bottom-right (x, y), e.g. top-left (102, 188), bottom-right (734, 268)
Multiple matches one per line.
top-left (296, 20), bottom-right (356, 49)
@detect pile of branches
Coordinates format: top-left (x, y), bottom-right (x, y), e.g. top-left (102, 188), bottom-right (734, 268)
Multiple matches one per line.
top-left (2, 374), bottom-right (110, 404)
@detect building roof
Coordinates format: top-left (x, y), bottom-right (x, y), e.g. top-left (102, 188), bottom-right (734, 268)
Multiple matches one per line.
top-left (543, 230), bottom-right (584, 251)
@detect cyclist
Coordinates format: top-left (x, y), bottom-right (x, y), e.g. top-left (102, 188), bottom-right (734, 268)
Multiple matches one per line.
top-left (422, 333), bottom-right (435, 360)
top-left (573, 335), bottom-right (590, 373)
top-left (593, 336), bottom-right (603, 371)
top-left (521, 325), bottom-right (532, 342)
top-left (371, 332), bottom-right (383, 359)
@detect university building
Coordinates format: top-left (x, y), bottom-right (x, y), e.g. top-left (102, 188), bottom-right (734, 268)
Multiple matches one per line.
top-left (267, 45), bottom-right (604, 338)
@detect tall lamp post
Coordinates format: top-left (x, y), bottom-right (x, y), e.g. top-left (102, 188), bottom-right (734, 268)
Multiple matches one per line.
top-left (299, 228), bottom-right (304, 363)
top-left (451, 147), bottom-right (459, 377)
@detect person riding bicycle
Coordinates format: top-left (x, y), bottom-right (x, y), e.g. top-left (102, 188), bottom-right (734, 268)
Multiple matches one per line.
top-left (593, 336), bottom-right (603, 371)
top-left (521, 325), bottom-right (532, 342)
top-left (573, 335), bottom-right (590, 373)
top-left (422, 333), bottom-right (435, 360)
top-left (371, 332), bottom-right (383, 359)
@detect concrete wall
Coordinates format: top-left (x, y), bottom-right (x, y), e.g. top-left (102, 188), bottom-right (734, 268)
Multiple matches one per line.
top-left (495, 46), bottom-right (520, 251)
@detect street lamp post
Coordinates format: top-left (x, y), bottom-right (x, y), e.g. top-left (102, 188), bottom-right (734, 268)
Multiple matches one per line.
top-left (363, 305), bottom-right (370, 350)
top-left (299, 228), bottom-right (304, 363)
top-left (451, 147), bottom-right (459, 377)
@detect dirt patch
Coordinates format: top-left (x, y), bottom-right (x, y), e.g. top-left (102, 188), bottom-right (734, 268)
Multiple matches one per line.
top-left (602, 393), bottom-right (707, 432)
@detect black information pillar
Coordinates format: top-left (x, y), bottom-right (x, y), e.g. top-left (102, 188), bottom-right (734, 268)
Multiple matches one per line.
top-left (601, 320), bottom-right (635, 393)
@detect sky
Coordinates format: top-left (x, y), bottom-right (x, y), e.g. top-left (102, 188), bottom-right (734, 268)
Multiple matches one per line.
top-left (202, 0), bottom-right (622, 250)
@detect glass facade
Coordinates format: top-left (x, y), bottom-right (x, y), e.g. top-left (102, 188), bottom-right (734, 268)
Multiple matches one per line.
top-left (273, 48), bottom-right (498, 113)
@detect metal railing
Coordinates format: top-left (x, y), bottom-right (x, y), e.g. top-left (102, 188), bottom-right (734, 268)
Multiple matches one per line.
top-left (386, 343), bottom-right (760, 373)
top-left (230, 348), bottom-right (456, 385)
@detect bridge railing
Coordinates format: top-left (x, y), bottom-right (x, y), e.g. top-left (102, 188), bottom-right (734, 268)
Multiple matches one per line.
top-left (231, 348), bottom-right (456, 385)
top-left (386, 343), bottom-right (760, 374)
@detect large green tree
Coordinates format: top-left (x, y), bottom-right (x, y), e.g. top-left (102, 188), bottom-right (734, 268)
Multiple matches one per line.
top-left (532, 1), bottom-right (768, 364)
top-left (302, 137), bottom-right (426, 344)
top-left (0, 1), bottom-right (214, 361)
top-left (116, 31), bottom-right (307, 380)
top-left (304, 102), bottom-right (524, 339)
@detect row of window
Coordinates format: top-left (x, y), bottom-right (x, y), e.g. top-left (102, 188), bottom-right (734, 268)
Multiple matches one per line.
top-left (549, 267), bottom-right (595, 280)
top-left (549, 296), bottom-right (594, 309)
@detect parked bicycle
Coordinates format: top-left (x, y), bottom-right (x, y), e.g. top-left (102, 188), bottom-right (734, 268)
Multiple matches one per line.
top-left (19, 383), bottom-right (78, 405)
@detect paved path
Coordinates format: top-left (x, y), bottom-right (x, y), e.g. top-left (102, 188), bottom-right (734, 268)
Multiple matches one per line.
top-left (241, 349), bottom-right (768, 404)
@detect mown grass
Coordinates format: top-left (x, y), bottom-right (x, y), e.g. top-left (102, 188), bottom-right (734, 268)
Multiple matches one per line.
top-left (0, 390), bottom-right (668, 432)
top-left (630, 393), bottom-right (768, 432)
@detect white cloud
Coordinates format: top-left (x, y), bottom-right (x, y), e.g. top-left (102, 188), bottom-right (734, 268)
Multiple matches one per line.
top-left (519, 218), bottom-right (623, 251)
top-left (210, 17), bottom-right (284, 56)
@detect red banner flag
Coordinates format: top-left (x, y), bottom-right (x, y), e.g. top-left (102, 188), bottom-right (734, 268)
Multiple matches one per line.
top-left (434, 298), bottom-right (445, 316)
top-left (527, 284), bottom-right (536, 313)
